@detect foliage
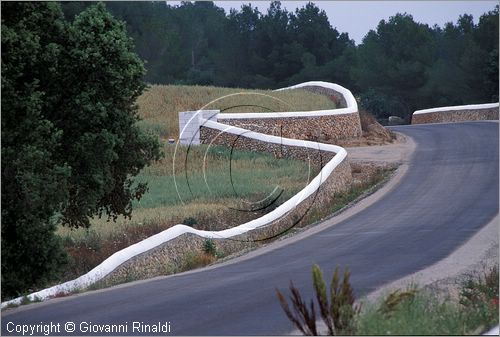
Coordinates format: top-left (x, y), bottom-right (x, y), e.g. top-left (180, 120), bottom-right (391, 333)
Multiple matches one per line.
top-left (62, 2), bottom-right (498, 123)
top-left (1, 1), bottom-right (72, 299)
top-left (276, 281), bottom-right (318, 335)
top-left (378, 288), bottom-right (418, 317)
top-left (276, 264), bottom-right (360, 335)
top-left (358, 289), bottom-right (464, 335)
top-left (358, 271), bottom-right (499, 336)
top-left (459, 265), bottom-right (499, 327)
top-left (179, 251), bottom-right (216, 272)
top-left (182, 217), bottom-right (198, 227)
top-left (1, 2), bottom-right (160, 299)
top-left (203, 239), bottom-right (217, 257)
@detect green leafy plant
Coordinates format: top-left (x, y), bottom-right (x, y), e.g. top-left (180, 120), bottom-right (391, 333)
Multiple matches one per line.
top-left (276, 264), bottom-right (360, 335)
top-left (1, 1), bottom-right (161, 300)
top-left (182, 217), bottom-right (198, 227)
top-left (203, 239), bottom-right (217, 257)
top-left (460, 265), bottom-right (499, 309)
top-left (459, 265), bottom-right (499, 329)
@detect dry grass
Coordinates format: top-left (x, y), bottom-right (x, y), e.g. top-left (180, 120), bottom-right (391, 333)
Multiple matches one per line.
top-left (136, 85), bottom-right (336, 139)
top-left (337, 110), bottom-right (397, 147)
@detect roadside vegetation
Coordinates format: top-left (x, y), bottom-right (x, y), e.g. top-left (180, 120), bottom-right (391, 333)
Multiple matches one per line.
top-left (136, 85), bottom-right (336, 139)
top-left (277, 264), bottom-right (499, 335)
top-left (57, 144), bottom-right (316, 281)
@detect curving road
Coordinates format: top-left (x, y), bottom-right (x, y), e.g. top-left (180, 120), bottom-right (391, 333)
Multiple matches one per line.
top-left (2, 121), bottom-right (498, 336)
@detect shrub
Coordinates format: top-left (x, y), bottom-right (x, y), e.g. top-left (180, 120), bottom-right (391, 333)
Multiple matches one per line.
top-left (182, 217), bottom-right (198, 226)
top-left (203, 239), bottom-right (217, 257)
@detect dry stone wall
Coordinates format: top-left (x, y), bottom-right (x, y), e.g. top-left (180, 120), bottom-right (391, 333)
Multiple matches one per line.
top-left (218, 113), bottom-right (362, 143)
top-left (215, 83), bottom-right (362, 142)
top-left (299, 85), bottom-right (348, 108)
top-left (412, 104), bottom-right (499, 124)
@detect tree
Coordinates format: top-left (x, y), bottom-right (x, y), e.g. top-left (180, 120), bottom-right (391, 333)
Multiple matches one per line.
top-left (354, 13), bottom-right (435, 118)
top-left (422, 7), bottom-right (498, 108)
top-left (1, 2), bottom-right (161, 299)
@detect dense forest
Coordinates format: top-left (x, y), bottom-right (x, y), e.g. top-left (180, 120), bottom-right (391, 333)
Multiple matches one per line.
top-left (62, 1), bottom-right (499, 122)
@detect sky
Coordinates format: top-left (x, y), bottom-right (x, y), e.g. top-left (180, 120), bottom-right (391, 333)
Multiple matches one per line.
top-left (210, 1), bottom-right (498, 44)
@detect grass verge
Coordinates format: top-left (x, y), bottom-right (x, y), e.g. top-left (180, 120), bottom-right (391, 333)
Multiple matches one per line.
top-left (357, 265), bottom-right (499, 335)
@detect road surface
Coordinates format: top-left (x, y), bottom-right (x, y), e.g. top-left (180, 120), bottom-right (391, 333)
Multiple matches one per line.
top-left (2, 121), bottom-right (498, 335)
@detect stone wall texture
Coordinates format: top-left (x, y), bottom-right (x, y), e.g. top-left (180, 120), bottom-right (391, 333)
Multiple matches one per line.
top-left (412, 108), bottom-right (499, 124)
top-left (218, 113), bottom-right (362, 144)
top-left (216, 84), bottom-right (362, 143)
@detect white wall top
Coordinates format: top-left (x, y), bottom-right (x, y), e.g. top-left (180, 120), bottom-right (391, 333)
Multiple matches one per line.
top-left (413, 102), bottom-right (499, 115)
top-left (218, 81), bottom-right (358, 120)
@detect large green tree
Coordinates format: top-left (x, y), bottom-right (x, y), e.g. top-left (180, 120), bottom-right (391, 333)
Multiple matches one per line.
top-left (1, 2), bottom-right (161, 299)
top-left (354, 13), bottom-right (435, 119)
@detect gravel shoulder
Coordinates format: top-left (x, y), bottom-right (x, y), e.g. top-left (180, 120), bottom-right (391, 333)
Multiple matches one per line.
top-left (346, 132), bottom-right (413, 164)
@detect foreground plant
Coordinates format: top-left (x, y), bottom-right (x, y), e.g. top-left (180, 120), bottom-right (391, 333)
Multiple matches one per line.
top-left (276, 264), bottom-right (360, 335)
top-left (357, 266), bottom-right (499, 335)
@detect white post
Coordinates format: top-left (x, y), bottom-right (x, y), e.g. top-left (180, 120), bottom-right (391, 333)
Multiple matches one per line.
top-left (178, 110), bottom-right (219, 145)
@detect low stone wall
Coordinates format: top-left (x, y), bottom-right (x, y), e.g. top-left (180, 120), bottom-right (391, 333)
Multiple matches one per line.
top-left (200, 125), bottom-right (336, 164)
top-left (102, 82), bottom-right (357, 287)
top-left (99, 149), bottom-right (352, 286)
top-left (218, 113), bottom-right (362, 143)
top-left (412, 104), bottom-right (499, 124)
top-left (179, 81), bottom-right (362, 146)
top-left (299, 85), bottom-right (348, 108)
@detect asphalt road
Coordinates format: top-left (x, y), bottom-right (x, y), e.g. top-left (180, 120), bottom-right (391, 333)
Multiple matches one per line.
top-left (2, 122), bottom-right (498, 336)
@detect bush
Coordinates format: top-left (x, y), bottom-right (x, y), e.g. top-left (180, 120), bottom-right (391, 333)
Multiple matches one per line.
top-left (203, 239), bottom-right (217, 257)
top-left (182, 217), bottom-right (198, 226)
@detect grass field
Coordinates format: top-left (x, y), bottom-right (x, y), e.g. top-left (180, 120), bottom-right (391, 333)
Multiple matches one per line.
top-left (136, 85), bottom-right (336, 139)
top-left (59, 144), bottom-right (314, 238)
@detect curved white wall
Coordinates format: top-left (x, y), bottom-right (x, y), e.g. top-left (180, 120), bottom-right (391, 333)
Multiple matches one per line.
top-left (218, 81), bottom-right (358, 119)
top-left (1, 81), bottom-right (353, 308)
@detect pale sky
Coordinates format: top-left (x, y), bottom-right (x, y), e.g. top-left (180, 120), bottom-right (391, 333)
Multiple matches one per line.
top-left (209, 1), bottom-right (498, 44)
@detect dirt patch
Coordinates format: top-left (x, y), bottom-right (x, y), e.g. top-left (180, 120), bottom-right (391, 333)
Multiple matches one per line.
top-left (350, 161), bottom-right (396, 189)
top-left (337, 110), bottom-right (397, 147)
